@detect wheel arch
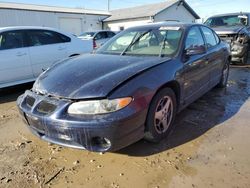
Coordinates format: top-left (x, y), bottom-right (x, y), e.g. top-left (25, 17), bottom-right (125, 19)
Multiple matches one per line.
top-left (228, 55), bottom-right (232, 63)
top-left (154, 80), bottom-right (181, 111)
top-left (144, 80), bottom-right (181, 139)
top-left (69, 54), bottom-right (80, 57)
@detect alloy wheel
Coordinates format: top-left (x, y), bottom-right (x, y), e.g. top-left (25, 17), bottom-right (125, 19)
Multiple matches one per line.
top-left (154, 96), bottom-right (173, 134)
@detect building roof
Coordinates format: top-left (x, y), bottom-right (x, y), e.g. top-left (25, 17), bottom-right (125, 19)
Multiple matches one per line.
top-left (0, 2), bottom-right (111, 16)
top-left (104, 0), bottom-right (200, 22)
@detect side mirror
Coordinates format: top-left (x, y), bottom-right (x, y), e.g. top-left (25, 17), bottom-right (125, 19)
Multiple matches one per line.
top-left (185, 45), bottom-right (206, 56)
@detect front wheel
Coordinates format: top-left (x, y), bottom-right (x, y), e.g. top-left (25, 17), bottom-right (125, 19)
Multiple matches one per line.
top-left (144, 88), bottom-right (177, 143)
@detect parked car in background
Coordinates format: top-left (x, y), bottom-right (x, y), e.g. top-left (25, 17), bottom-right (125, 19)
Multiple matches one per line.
top-left (205, 12), bottom-right (250, 64)
top-left (0, 26), bottom-right (92, 88)
top-left (17, 22), bottom-right (230, 152)
top-left (78, 30), bottom-right (116, 49)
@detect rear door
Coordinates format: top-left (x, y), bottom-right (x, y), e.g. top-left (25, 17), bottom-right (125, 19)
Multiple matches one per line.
top-left (0, 30), bottom-right (33, 86)
top-left (200, 26), bottom-right (225, 87)
top-left (27, 29), bottom-right (68, 77)
top-left (183, 26), bottom-right (210, 104)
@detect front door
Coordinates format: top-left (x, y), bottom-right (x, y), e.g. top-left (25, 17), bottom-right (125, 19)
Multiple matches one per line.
top-left (0, 30), bottom-right (33, 87)
top-left (182, 26), bottom-right (210, 105)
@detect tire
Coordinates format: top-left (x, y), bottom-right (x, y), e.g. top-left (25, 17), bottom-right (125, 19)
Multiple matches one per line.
top-left (241, 45), bottom-right (249, 64)
top-left (144, 88), bottom-right (177, 143)
top-left (217, 60), bottom-right (230, 88)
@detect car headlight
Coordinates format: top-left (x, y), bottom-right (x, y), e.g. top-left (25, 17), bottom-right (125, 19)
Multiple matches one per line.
top-left (237, 33), bottom-right (249, 44)
top-left (68, 97), bottom-right (132, 115)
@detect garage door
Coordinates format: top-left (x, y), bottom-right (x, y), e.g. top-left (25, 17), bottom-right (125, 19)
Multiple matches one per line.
top-left (59, 18), bottom-right (82, 35)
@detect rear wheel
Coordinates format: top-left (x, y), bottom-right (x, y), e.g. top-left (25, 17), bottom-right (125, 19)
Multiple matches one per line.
top-left (241, 45), bottom-right (249, 64)
top-left (217, 60), bottom-right (229, 88)
top-left (144, 88), bottom-right (177, 143)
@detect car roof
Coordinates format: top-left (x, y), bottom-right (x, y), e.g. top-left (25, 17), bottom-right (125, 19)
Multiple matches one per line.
top-left (0, 26), bottom-right (73, 37)
top-left (82, 30), bottom-right (115, 33)
top-left (207, 12), bottom-right (250, 18)
top-left (126, 21), bottom-right (198, 30)
top-left (0, 26), bottom-right (65, 33)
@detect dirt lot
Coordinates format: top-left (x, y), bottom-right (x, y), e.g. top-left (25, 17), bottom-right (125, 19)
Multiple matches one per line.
top-left (0, 65), bottom-right (250, 188)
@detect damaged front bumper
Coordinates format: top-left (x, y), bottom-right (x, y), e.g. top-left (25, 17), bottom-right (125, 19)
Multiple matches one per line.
top-left (17, 90), bottom-right (146, 152)
top-left (231, 42), bottom-right (248, 61)
top-left (218, 32), bottom-right (249, 62)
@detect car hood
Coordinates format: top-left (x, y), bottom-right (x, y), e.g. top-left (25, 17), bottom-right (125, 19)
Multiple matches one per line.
top-left (33, 54), bottom-right (170, 99)
top-left (212, 26), bottom-right (244, 35)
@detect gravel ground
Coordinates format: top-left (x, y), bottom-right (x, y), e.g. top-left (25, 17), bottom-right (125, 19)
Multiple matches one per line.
top-left (0, 65), bottom-right (250, 188)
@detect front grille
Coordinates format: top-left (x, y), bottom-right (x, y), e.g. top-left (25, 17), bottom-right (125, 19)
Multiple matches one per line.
top-left (22, 90), bottom-right (61, 115)
top-left (218, 34), bottom-right (236, 43)
top-left (36, 101), bottom-right (57, 115)
top-left (25, 95), bottom-right (35, 108)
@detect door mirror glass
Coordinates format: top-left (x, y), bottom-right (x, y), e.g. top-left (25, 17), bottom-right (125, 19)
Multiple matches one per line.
top-left (186, 45), bottom-right (206, 56)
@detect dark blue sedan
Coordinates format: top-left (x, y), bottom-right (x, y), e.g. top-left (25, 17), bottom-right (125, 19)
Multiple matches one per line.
top-left (17, 22), bottom-right (231, 152)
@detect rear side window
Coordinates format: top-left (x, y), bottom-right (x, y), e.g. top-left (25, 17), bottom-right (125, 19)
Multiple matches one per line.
top-left (0, 31), bottom-right (25, 50)
top-left (57, 32), bottom-right (71, 42)
top-left (27, 30), bottom-right (70, 47)
top-left (95, 32), bottom-right (108, 40)
top-left (185, 26), bottom-right (205, 50)
top-left (200, 26), bottom-right (217, 48)
top-left (107, 31), bottom-right (115, 38)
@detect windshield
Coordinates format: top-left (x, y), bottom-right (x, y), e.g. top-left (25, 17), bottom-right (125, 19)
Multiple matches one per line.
top-left (205, 15), bottom-right (249, 27)
top-left (79, 32), bottom-right (95, 37)
top-left (96, 27), bottom-right (183, 57)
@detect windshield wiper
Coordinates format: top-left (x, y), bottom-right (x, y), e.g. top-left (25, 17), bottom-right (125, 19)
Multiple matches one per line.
top-left (230, 23), bottom-right (244, 26)
top-left (120, 29), bottom-right (151, 56)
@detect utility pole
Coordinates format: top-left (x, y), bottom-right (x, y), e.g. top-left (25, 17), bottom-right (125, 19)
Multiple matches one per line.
top-left (107, 0), bottom-right (111, 11)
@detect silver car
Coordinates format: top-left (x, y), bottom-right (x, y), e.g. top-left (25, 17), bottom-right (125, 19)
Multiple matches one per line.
top-left (78, 30), bottom-right (116, 49)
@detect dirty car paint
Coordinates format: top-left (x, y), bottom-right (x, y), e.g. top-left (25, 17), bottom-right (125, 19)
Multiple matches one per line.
top-left (17, 23), bottom-right (231, 152)
top-left (33, 54), bottom-right (170, 99)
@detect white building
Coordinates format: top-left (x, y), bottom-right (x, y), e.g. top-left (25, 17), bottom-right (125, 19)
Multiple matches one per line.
top-left (104, 0), bottom-right (200, 31)
top-left (0, 0), bottom-right (200, 34)
top-left (0, 2), bottom-right (110, 35)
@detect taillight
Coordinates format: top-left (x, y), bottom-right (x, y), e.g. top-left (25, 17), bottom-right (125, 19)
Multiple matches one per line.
top-left (93, 39), bottom-right (97, 49)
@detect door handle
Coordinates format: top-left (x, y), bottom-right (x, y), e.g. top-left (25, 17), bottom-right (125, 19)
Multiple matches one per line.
top-left (58, 46), bottom-right (66, 51)
top-left (16, 52), bottom-right (27, 57)
top-left (203, 58), bottom-right (209, 65)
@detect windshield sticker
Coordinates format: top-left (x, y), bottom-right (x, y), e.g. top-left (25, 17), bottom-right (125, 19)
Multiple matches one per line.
top-left (159, 26), bottom-right (180, 31)
top-left (238, 15), bottom-right (248, 19)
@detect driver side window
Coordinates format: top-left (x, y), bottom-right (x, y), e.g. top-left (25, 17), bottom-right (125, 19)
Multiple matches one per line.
top-left (185, 26), bottom-right (205, 50)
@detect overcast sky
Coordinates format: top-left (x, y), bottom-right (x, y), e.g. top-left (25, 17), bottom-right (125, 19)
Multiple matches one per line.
top-left (1, 0), bottom-right (249, 19)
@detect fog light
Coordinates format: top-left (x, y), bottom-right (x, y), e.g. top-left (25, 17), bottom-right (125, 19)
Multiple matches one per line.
top-left (91, 137), bottom-right (111, 151)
